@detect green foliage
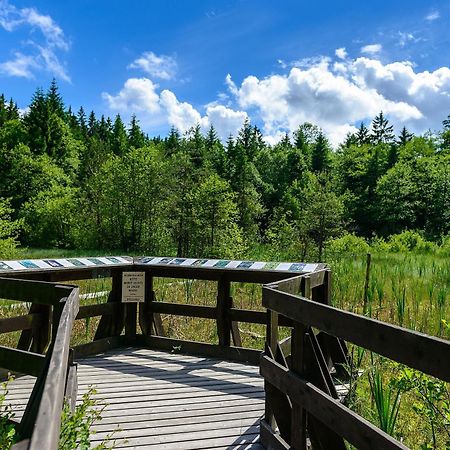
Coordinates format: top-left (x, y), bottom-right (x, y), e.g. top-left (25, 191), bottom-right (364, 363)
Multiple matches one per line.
top-left (393, 367), bottom-right (450, 449)
top-left (59, 387), bottom-right (117, 450)
top-left (0, 81), bottom-right (449, 257)
top-left (0, 378), bottom-right (17, 450)
top-left (368, 367), bottom-right (402, 436)
top-left (325, 233), bottom-right (370, 255)
top-left (384, 231), bottom-right (436, 253)
top-left (0, 198), bottom-right (21, 259)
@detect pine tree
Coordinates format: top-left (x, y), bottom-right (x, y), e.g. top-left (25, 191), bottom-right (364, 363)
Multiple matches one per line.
top-left (206, 125), bottom-right (219, 149)
top-left (371, 112), bottom-right (394, 144)
top-left (344, 132), bottom-right (358, 148)
top-left (46, 78), bottom-right (65, 118)
top-left (356, 122), bottom-right (370, 146)
top-left (128, 114), bottom-right (146, 149)
top-left (77, 107), bottom-right (88, 141)
top-left (0, 94), bottom-right (7, 127)
top-left (311, 132), bottom-right (331, 173)
top-left (166, 126), bottom-right (181, 155)
top-left (111, 115), bottom-right (128, 156)
top-left (397, 126), bottom-right (413, 146)
top-left (23, 87), bottom-right (49, 154)
top-left (88, 111), bottom-right (98, 137)
top-left (6, 99), bottom-right (19, 121)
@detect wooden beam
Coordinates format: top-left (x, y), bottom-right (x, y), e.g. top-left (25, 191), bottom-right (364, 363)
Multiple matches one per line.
top-left (0, 346), bottom-right (45, 377)
top-left (0, 313), bottom-right (42, 334)
top-left (263, 287), bottom-right (450, 381)
top-left (149, 301), bottom-right (217, 319)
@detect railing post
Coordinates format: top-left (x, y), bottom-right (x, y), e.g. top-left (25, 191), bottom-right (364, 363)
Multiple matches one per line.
top-left (94, 268), bottom-right (125, 340)
top-left (290, 276), bottom-right (311, 450)
top-left (264, 307), bottom-right (279, 429)
top-left (139, 272), bottom-right (164, 336)
top-left (217, 276), bottom-right (231, 346)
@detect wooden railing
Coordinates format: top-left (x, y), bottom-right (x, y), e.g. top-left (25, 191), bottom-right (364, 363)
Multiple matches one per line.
top-left (3, 259), bottom-right (448, 449)
top-left (0, 277), bottom-right (79, 450)
top-left (260, 272), bottom-right (450, 450)
top-left (69, 264), bottom-right (329, 363)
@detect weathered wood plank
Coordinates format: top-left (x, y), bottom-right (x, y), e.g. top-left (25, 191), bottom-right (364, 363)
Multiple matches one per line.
top-left (73, 336), bottom-right (126, 359)
top-left (76, 302), bottom-right (118, 320)
top-left (0, 346), bottom-right (45, 377)
top-left (139, 335), bottom-right (261, 365)
top-left (0, 313), bottom-right (42, 334)
top-left (0, 277), bottom-right (73, 305)
top-left (149, 301), bottom-right (217, 319)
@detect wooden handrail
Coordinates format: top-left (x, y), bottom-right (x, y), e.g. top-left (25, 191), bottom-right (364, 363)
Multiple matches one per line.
top-left (263, 286), bottom-right (450, 381)
top-left (27, 287), bottom-right (79, 450)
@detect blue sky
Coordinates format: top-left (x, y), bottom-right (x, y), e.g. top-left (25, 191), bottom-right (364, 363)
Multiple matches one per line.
top-left (1, 0), bottom-right (449, 144)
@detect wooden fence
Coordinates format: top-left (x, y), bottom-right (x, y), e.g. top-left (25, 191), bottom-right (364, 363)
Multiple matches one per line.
top-left (260, 272), bottom-right (450, 450)
top-left (1, 260), bottom-right (449, 449)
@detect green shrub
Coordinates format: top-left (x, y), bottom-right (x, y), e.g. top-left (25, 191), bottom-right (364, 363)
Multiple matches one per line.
top-left (0, 378), bottom-right (17, 450)
top-left (326, 233), bottom-right (370, 255)
top-left (59, 387), bottom-right (117, 450)
top-left (385, 231), bottom-right (436, 253)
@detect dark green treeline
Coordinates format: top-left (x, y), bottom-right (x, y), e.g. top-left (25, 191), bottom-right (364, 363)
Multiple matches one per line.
top-left (0, 81), bottom-right (449, 259)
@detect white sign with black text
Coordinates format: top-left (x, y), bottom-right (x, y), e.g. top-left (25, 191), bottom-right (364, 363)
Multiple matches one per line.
top-left (122, 271), bottom-right (145, 303)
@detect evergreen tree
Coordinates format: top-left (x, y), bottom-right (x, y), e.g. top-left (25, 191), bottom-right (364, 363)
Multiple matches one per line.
top-left (128, 114), bottom-right (146, 149)
top-left (23, 87), bottom-right (49, 154)
top-left (356, 122), bottom-right (370, 146)
top-left (0, 94), bottom-right (6, 127)
top-left (88, 111), bottom-right (98, 137)
top-left (311, 132), bottom-right (331, 173)
top-left (46, 78), bottom-right (65, 118)
top-left (6, 99), bottom-right (19, 121)
top-left (77, 107), bottom-right (88, 141)
top-left (371, 112), bottom-right (394, 144)
top-left (398, 126), bottom-right (413, 146)
top-left (112, 114), bottom-right (128, 156)
top-left (166, 126), bottom-right (181, 155)
top-left (206, 125), bottom-right (219, 149)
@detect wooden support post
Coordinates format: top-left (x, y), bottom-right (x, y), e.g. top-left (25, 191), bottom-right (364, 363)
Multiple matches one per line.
top-left (94, 269), bottom-right (125, 340)
top-left (217, 277), bottom-right (232, 346)
top-left (64, 348), bottom-right (77, 412)
top-left (290, 322), bottom-right (308, 450)
top-left (264, 309), bottom-right (279, 430)
top-left (31, 304), bottom-right (52, 354)
top-left (125, 303), bottom-right (137, 340)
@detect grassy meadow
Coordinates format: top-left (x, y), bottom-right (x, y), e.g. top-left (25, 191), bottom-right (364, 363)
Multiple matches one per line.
top-left (0, 249), bottom-right (448, 448)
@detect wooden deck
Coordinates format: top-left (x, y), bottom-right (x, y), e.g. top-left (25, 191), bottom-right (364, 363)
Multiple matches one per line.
top-left (6, 347), bottom-right (264, 449)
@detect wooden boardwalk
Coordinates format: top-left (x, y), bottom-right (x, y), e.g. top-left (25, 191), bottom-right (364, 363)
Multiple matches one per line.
top-left (6, 348), bottom-right (264, 449)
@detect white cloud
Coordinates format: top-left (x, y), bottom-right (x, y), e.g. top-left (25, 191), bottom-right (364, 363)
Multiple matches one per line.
top-left (128, 51), bottom-right (177, 80)
top-left (425, 10), bottom-right (440, 21)
top-left (103, 77), bottom-right (247, 139)
top-left (335, 47), bottom-right (347, 59)
top-left (0, 51), bottom-right (38, 78)
top-left (102, 78), bottom-right (161, 115)
top-left (228, 55), bottom-right (450, 145)
top-left (0, 0), bottom-right (70, 80)
top-left (105, 55), bottom-right (450, 147)
top-left (361, 44), bottom-right (382, 54)
top-left (160, 89), bottom-right (204, 131)
top-left (204, 104), bottom-right (247, 140)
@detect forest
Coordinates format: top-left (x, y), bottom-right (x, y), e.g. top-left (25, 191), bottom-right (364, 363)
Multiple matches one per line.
top-left (0, 79), bottom-right (449, 261)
